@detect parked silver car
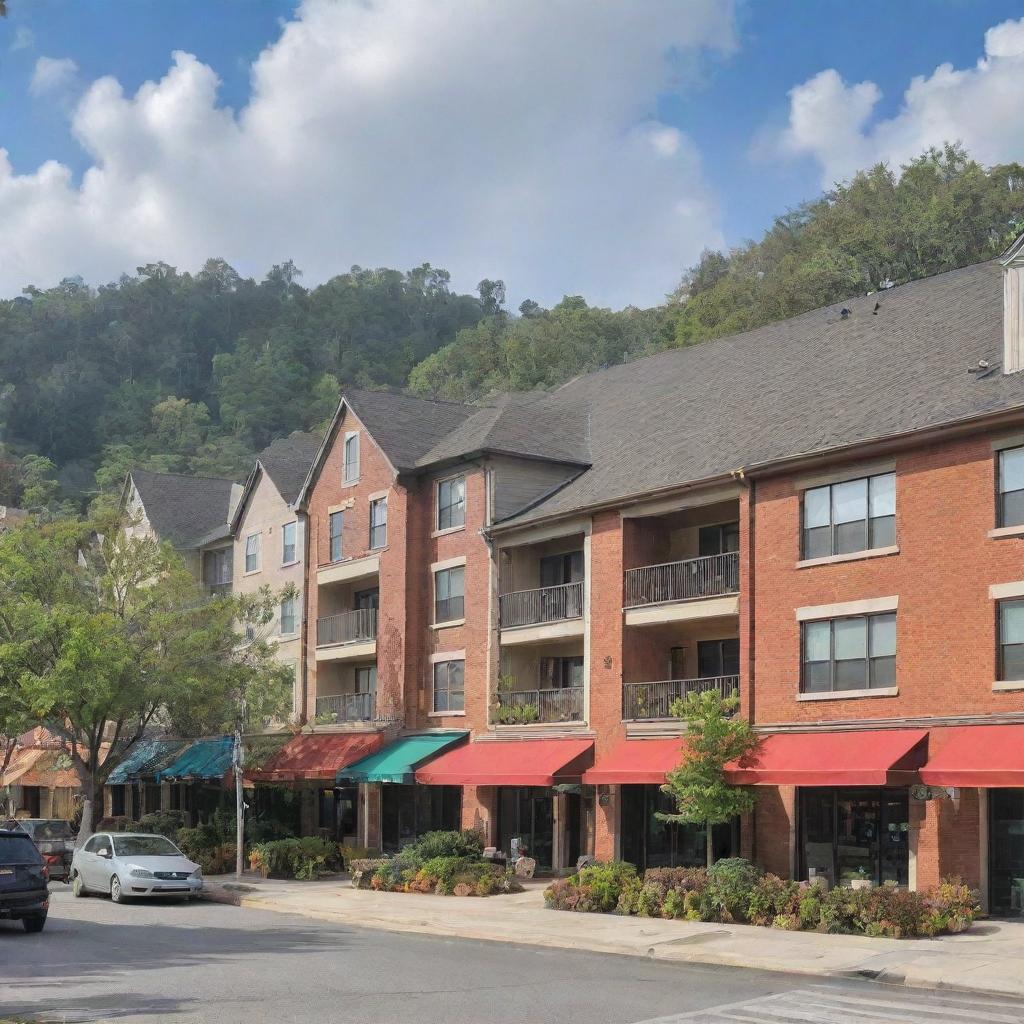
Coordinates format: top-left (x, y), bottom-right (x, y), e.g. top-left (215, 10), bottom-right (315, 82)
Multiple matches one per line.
top-left (70, 833), bottom-right (202, 903)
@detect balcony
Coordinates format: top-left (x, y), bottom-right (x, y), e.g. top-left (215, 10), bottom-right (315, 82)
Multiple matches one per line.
top-left (622, 675), bottom-right (740, 721)
top-left (315, 608), bottom-right (377, 661)
top-left (493, 686), bottom-right (583, 725)
top-left (315, 691), bottom-right (376, 724)
top-left (623, 552), bottom-right (739, 625)
top-left (499, 581), bottom-right (584, 643)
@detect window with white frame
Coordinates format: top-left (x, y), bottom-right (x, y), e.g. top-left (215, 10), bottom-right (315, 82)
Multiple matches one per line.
top-left (280, 596), bottom-right (298, 635)
top-left (801, 613), bottom-right (896, 693)
top-left (432, 659), bottom-right (465, 713)
top-left (437, 475), bottom-right (466, 531)
top-left (999, 599), bottom-right (1024, 682)
top-left (244, 533), bottom-right (261, 573)
top-left (343, 432), bottom-right (360, 484)
top-left (369, 497), bottom-right (387, 549)
top-left (802, 472), bottom-right (895, 559)
top-left (329, 511), bottom-right (343, 563)
top-left (434, 566), bottom-right (465, 623)
top-left (282, 521), bottom-right (297, 564)
top-left (998, 446), bottom-right (1024, 528)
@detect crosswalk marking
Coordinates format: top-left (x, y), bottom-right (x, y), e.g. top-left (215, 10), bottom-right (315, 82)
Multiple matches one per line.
top-left (630, 984), bottom-right (1024, 1024)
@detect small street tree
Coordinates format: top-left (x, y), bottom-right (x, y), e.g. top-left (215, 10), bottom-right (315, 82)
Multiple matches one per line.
top-left (0, 517), bottom-right (289, 838)
top-left (658, 688), bottom-right (760, 868)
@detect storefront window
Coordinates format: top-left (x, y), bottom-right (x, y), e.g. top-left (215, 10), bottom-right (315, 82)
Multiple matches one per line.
top-left (990, 789), bottom-right (1024, 916)
top-left (799, 788), bottom-right (909, 887)
top-left (620, 785), bottom-right (735, 871)
top-left (381, 784), bottom-right (461, 853)
top-left (498, 787), bottom-right (554, 868)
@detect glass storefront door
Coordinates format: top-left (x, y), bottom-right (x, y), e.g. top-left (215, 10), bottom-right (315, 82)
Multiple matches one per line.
top-left (498, 787), bottom-right (554, 869)
top-left (380, 784), bottom-right (461, 853)
top-left (620, 785), bottom-right (735, 870)
top-left (799, 788), bottom-right (909, 887)
top-left (990, 789), bottom-right (1024, 916)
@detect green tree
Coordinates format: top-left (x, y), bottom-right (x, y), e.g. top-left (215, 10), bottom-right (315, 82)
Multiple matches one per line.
top-left (658, 689), bottom-right (760, 868)
top-left (0, 518), bottom-right (289, 837)
top-left (19, 454), bottom-right (61, 514)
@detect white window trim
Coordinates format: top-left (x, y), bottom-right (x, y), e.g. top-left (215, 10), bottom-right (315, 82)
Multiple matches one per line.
top-left (429, 648), bottom-right (465, 664)
top-left (796, 545), bottom-right (899, 570)
top-left (990, 580), bottom-right (1024, 600)
top-left (342, 431), bottom-right (360, 485)
top-left (794, 458), bottom-right (897, 492)
top-left (432, 562), bottom-right (466, 627)
top-left (369, 495), bottom-right (388, 550)
top-left (244, 532), bottom-right (262, 575)
top-left (430, 653), bottom-right (466, 716)
top-left (431, 555), bottom-right (467, 573)
top-left (989, 524), bottom-right (1024, 540)
top-left (435, 472), bottom-right (467, 533)
top-left (279, 596), bottom-right (300, 638)
top-left (796, 595), bottom-right (898, 622)
top-left (281, 521), bottom-right (298, 566)
top-left (796, 686), bottom-right (898, 702)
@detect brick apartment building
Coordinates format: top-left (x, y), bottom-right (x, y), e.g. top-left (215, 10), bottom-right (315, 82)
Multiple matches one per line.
top-left (235, 241), bottom-right (1024, 915)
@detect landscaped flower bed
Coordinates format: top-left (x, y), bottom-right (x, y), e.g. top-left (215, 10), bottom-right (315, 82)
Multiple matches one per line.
top-left (367, 830), bottom-right (523, 897)
top-left (544, 859), bottom-right (978, 938)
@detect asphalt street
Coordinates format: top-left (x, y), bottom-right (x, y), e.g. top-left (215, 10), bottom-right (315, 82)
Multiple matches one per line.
top-left (1, 888), bottom-right (1022, 1024)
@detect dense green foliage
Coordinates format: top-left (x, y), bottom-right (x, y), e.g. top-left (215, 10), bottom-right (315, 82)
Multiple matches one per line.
top-left (2, 145), bottom-right (1021, 508)
top-left (545, 862), bottom-right (978, 938)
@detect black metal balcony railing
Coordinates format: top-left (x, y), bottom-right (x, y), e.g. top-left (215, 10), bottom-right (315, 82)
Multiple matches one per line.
top-left (499, 581), bottom-right (584, 629)
top-left (316, 608), bottom-right (378, 647)
top-left (624, 551), bottom-right (739, 608)
top-left (315, 691), bottom-right (376, 723)
top-left (494, 686), bottom-right (583, 725)
top-left (622, 675), bottom-right (739, 720)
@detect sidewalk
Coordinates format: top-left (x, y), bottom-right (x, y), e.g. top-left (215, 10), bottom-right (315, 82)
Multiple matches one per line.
top-left (202, 873), bottom-right (1024, 998)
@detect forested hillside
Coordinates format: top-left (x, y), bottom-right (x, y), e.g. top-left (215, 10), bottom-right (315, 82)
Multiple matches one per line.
top-left (2, 144), bottom-right (1022, 510)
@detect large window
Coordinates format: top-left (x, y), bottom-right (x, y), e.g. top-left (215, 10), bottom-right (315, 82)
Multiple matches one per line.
top-left (998, 446), bottom-right (1024, 528)
top-left (999, 599), bottom-right (1024, 682)
top-left (281, 521), bottom-right (297, 564)
top-left (802, 613), bottom-right (896, 693)
top-left (539, 655), bottom-right (583, 689)
top-left (437, 475), bottom-right (466, 531)
top-left (369, 497), bottom-right (387, 549)
top-left (697, 638), bottom-right (740, 678)
top-left (280, 596), bottom-right (297, 635)
top-left (244, 533), bottom-right (261, 573)
top-left (343, 432), bottom-right (360, 484)
top-left (202, 547), bottom-right (232, 588)
top-left (329, 511), bottom-right (343, 563)
top-left (355, 665), bottom-right (376, 693)
top-left (432, 659), bottom-right (465, 713)
top-left (802, 472), bottom-right (895, 559)
top-left (434, 566), bottom-right (465, 623)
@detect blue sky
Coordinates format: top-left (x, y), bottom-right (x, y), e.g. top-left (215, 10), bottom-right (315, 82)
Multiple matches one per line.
top-left (2, 1), bottom-right (1024, 306)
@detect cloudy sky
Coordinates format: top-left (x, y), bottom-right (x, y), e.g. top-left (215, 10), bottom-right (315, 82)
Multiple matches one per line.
top-left (2, 0), bottom-right (1024, 308)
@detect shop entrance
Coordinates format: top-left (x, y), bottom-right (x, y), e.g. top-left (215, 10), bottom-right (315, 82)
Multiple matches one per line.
top-left (380, 784), bottom-right (461, 853)
top-left (497, 787), bottom-right (554, 869)
top-left (990, 789), bottom-right (1024, 916)
top-left (799, 788), bottom-right (909, 888)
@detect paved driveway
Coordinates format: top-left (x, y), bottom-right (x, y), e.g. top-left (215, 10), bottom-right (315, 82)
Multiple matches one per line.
top-left (1, 888), bottom-right (1021, 1024)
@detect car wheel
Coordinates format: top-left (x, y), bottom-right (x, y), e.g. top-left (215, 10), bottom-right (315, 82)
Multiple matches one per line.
top-left (71, 872), bottom-right (87, 898)
top-left (23, 914), bottom-right (46, 933)
top-left (110, 875), bottom-right (125, 904)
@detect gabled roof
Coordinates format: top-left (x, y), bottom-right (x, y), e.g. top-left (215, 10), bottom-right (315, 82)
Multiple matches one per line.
top-left (126, 469), bottom-right (238, 549)
top-left (230, 431), bottom-right (321, 533)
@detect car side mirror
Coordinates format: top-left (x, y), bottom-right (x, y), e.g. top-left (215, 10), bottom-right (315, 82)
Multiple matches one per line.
top-left (98, 849), bottom-right (111, 858)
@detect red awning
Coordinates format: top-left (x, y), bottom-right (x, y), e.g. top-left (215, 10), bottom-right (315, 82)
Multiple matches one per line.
top-left (415, 738), bottom-right (593, 787)
top-left (726, 729), bottom-right (928, 786)
top-left (921, 725), bottom-right (1024, 788)
top-left (246, 733), bottom-right (384, 783)
top-left (582, 738), bottom-right (689, 785)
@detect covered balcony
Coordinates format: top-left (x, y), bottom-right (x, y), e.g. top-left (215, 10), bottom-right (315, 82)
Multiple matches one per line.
top-left (314, 661), bottom-right (377, 725)
top-left (315, 580), bottom-right (379, 662)
top-left (498, 533), bottom-right (585, 644)
top-left (494, 642), bottom-right (584, 726)
top-left (622, 500), bottom-right (740, 626)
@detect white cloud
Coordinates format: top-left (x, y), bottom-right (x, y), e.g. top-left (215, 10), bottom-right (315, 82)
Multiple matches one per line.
top-left (776, 17), bottom-right (1024, 188)
top-left (10, 26), bottom-right (34, 52)
top-left (29, 56), bottom-right (79, 97)
top-left (0, 0), bottom-right (736, 307)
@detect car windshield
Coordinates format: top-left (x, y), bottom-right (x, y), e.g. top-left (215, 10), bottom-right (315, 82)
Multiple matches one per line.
top-left (0, 834), bottom-right (43, 864)
top-left (26, 820), bottom-right (74, 840)
top-left (112, 835), bottom-right (182, 858)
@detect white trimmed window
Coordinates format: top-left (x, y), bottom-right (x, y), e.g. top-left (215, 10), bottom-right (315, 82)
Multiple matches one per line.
top-left (369, 497), bottom-right (387, 549)
top-left (433, 659), bottom-right (465, 713)
top-left (998, 446), bottom-right (1024, 528)
top-left (801, 613), bottom-right (896, 693)
top-left (282, 521), bottom-right (297, 564)
top-left (244, 533), bottom-right (261, 573)
top-left (343, 432), bottom-right (360, 484)
top-left (280, 596), bottom-right (298, 635)
top-left (329, 511), bottom-right (343, 563)
top-left (999, 599), bottom-right (1024, 682)
top-left (802, 472), bottom-right (895, 559)
top-left (434, 566), bottom-right (465, 623)
top-left (437, 475), bottom-right (466, 531)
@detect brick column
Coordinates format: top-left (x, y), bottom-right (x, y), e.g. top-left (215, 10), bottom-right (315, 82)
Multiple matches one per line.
top-left (754, 785), bottom-right (796, 878)
top-left (594, 786), bottom-right (618, 861)
top-left (461, 785), bottom-right (496, 845)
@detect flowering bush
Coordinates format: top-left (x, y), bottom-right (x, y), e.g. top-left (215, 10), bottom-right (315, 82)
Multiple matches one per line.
top-left (544, 860), bottom-right (978, 938)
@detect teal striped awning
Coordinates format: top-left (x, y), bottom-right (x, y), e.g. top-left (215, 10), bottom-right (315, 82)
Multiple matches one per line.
top-left (155, 736), bottom-right (234, 783)
top-left (106, 738), bottom-right (189, 785)
top-left (337, 731), bottom-right (468, 785)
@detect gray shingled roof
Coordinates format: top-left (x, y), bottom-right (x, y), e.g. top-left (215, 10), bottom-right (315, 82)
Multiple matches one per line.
top-left (129, 469), bottom-right (237, 549)
top-left (258, 431), bottom-right (322, 504)
top-left (343, 389), bottom-right (477, 471)
top-left (497, 259), bottom-right (1024, 524)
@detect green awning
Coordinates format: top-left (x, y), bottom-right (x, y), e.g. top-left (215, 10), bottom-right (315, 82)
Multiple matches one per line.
top-left (337, 731), bottom-right (468, 785)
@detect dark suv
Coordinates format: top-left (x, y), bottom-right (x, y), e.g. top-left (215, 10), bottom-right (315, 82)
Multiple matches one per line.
top-left (0, 829), bottom-right (49, 932)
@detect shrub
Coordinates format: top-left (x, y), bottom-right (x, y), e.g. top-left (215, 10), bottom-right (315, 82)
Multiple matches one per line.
top-left (408, 830), bottom-right (483, 860)
top-left (250, 837), bottom-right (342, 880)
top-left (137, 810), bottom-right (189, 838)
top-left (576, 862), bottom-right (637, 912)
top-left (339, 844), bottom-right (380, 869)
top-left (747, 874), bottom-right (801, 927)
top-left (706, 858), bottom-right (762, 922)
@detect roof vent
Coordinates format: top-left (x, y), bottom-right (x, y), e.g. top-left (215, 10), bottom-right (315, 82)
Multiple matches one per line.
top-left (840, 308), bottom-right (851, 320)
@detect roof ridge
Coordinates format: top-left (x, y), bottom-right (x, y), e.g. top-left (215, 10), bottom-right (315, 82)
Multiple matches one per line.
top-left (131, 467), bottom-right (237, 484)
